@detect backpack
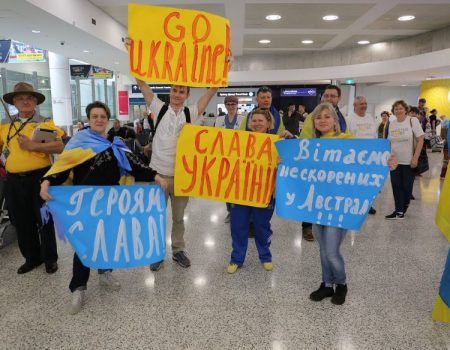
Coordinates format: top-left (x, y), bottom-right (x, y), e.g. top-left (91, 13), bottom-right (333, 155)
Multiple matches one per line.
top-left (149, 103), bottom-right (191, 136)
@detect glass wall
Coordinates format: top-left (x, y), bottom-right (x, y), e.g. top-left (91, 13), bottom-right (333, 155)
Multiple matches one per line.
top-left (70, 77), bottom-right (116, 122)
top-left (0, 65), bottom-right (53, 121)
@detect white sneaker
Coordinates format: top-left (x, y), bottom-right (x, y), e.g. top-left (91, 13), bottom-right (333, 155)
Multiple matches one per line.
top-left (69, 289), bottom-right (84, 315)
top-left (99, 271), bottom-right (121, 291)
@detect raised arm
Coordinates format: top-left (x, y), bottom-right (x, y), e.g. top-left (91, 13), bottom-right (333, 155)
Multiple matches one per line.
top-left (197, 88), bottom-right (218, 116)
top-left (124, 37), bottom-right (155, 106)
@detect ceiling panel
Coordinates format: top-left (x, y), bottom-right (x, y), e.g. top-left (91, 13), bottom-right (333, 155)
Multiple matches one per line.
top-left (366, 4), bottom-right (450, 31)
top-left (244, 34), bottom-right (335, 49)
top-left (99, 3), bottom-right (226, 27)
top-left (245, 3), bottom-right (375, 30)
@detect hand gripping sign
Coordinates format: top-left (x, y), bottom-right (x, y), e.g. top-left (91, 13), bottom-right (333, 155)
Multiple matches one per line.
top-left (175, 125), bottom-right (279, 208)
top-left (46, 185), bottom-right (166, 269)
top-left (275, 138), bottom-right (390, 230)
top-left (128, 4), bottom-right (230, 87)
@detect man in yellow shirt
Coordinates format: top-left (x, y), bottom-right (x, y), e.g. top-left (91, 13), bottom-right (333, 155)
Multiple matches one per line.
top-left (1, 82), bottom-right (64, 274)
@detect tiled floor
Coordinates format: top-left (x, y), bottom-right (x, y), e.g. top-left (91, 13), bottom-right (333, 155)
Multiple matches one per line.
top-left (1, 152), bottom-right (449, 349)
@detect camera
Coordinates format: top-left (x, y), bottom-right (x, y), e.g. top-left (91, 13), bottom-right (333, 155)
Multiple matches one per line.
top-left (60, 41), bottom-right (65, 46)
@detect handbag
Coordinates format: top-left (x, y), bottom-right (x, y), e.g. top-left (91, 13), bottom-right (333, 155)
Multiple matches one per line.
top-left (410, 118), bottom-right (429, 175)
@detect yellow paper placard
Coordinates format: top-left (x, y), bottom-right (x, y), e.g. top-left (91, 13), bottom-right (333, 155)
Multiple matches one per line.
top-left (175, 125), bottom-right (279, 207)
top-left (128, 4), bottom-right (230, 87)
top-left (436, 170), bottom-right (450, 242)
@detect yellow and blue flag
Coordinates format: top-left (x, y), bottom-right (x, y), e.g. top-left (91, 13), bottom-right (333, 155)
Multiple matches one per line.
top-left (45, 129), bottom-right (133, 183)
top-left (433, 171), bottom-right (450, 322)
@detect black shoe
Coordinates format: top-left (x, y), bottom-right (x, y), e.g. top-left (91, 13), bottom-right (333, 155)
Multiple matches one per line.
top-left (309, 282), bottom-right (334, 301)
top-left (302, 226), bottom-right (314, 241)
top-left (45, 262), bottom-right (58, 274)
top-left (173, 251), bottom-right (191, 268)
top-left (368, 207), bottom-right (376, 215)
top-left (150, 260), bottom-right (164, 271)
top-left (331, 284), bottom-right (348, 305)
top-left (410, 194), bottom-right (415, 200)
top-left (17, 261), bottom-right (42, 274)
top-left (385, 211), bottom-right (404, 220)
top-left (403, 205), bottom-right (409, 214)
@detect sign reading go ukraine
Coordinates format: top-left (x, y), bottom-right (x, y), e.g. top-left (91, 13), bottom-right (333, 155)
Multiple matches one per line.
top-left (47, 185), bottom-right (166, 269)
top-left (128, 4), bottom-right (230, 87)
top-left (275, 138), bottom-right (390, 230)
top-left (175, 125), bottom-right (278, 207)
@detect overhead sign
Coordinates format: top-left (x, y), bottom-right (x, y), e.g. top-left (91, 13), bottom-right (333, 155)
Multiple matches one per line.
top-left (131, 84), bottom-right (171, 94)
top-left (0, 40), bottom-right (47, 63)
top-left (281, 88), bottom-right (317, 97)
top-left (217, 91), bottom-right (255, 97)
top-left (275, 138), bottom-right (390, 230)
top-left (46, 185), bottom-right (166, 269)
top-left (70, 65), bottom-right (113, 79)
top-left (128, 4), bottom-right (230, 87)
top-left (174, 125), bottom-right (278, 207)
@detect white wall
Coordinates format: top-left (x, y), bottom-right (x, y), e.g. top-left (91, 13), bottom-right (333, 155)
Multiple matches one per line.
top-left (355, 84), bottom-right (420, 120)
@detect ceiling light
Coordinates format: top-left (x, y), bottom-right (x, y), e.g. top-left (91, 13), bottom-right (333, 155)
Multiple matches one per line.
top-left (302, 40), bottom-right (314, 44)
top-left (323, 15), bottom-right (339, 21)
top-left (83, 50), bottom-right (90, 53)
top-left (357, 40), bottom-right (370, 45)
top-left (259, 39), bottom-right (271, 44)
top-left (114, 61), bottom-right (120, 65)
top-left (31, 30), bottom-right (40, 34)
top-left (398, 15), bottom-right (415, 21)
top-left (401, 84), bottom-right (407, 86)
top-left (266, 14), bottom-right (281, 21)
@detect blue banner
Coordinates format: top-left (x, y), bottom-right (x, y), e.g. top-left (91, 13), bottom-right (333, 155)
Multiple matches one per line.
top-left (281, 88), bottom-right (316, 97)
top-left (47, 185), bottom-right (166, 269)
top-left (275, 138), bottom-right (390, 230)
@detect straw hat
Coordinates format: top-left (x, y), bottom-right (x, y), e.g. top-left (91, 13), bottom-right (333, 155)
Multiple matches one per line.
top-left (3, 82), bottom-right (45, 105)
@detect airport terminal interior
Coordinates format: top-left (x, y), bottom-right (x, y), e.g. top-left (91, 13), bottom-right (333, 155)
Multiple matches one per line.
top-left (1, 0), bottom-right (450, 349)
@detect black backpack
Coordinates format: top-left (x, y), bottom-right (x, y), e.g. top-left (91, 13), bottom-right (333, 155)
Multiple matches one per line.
top-left (149, 103), bottom-right (191, 136)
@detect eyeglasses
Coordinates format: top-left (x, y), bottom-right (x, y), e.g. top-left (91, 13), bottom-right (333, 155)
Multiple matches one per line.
top-left (225, 103), bottom-right (237, 106)
top-left (257, 86), bottom-right (272, 94)
top-left (322, 94), bottom-right (339, 98)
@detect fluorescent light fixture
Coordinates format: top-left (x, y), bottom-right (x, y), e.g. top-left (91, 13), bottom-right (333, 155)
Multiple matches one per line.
top-left (401, 84), bottom-right (407, 86)
top-left (302, 40), bottom-right (314, 44)
top-left (398, 15), bottom-right (415, 21)
top-left (114, 61), bottom-right (120, 65)
top-left (259, 39), bottom-right (271, 44)
top-left (83, 50), bottom-right (90, 53)
top-left (357, 40), bottom-right (370, 45)
top-left (31, 30), bottom-right (40, 34)
top-left (266, 14), bottom-right (281, 21)
top-left (323, 15), bottom-right (339, 21)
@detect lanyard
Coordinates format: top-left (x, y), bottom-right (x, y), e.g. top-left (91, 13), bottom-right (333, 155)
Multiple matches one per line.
top-left (6, 117), bottom-right (31, 146)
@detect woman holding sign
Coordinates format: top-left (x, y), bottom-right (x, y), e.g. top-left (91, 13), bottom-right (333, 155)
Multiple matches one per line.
top-left (40, 101), bottom-right (168, 315)
top-left (308, 103), bottom-right (397, 305)
top-left (227, 109), bottom-right (293, 274)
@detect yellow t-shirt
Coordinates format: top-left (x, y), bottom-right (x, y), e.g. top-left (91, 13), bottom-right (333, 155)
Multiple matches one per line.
top-left (0, 115), bottom-right (64, 173)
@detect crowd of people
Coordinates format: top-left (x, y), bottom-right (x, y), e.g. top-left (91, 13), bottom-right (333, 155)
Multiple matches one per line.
top-left (0, 58), bottom-right (448, 315)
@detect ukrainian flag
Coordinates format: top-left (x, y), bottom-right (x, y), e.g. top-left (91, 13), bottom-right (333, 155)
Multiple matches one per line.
top-left (45, 129), bottom-right (134, 184)
top-left (433, 171), bottom-right (450, 322)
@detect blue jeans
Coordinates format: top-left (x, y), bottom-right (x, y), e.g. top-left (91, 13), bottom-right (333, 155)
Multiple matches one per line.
top-left (390, 165), bottom-right (415, 213)
top-left (313, 224), bottom-right (347, 285)
top-left (230, 200), bottom-right (274, 265)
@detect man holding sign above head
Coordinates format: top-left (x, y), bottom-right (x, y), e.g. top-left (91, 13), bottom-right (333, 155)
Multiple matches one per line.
top-left (126, 47), bottom-right (229, 272)
top-left (40, 101), bottom-right (167, 315)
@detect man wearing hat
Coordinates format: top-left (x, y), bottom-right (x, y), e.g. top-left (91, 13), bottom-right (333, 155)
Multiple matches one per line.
top-left (1, 82), bottom-right (64, 274)
top-left (214, 95), bottom-right (245, 222)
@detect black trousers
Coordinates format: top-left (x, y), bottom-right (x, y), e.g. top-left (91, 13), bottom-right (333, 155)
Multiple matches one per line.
top-left (390, 164), bottom-right (415, 213)
top-left (5, 168), bottom-right (57, 264)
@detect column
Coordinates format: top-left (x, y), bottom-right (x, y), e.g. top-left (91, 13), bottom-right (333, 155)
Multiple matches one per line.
top-left (48, 51), bottom-right (73, 134)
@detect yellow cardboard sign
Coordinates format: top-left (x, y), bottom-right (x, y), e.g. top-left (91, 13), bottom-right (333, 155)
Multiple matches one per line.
top-left (128, 4), bottom-right (230, 87)
top-left (175, 125), bottom-right (279, 207)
